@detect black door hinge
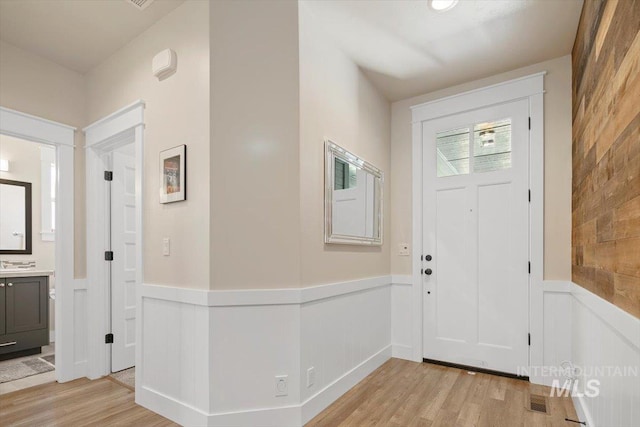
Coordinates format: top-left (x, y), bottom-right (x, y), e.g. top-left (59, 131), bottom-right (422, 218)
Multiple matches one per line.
top-left (528, 333), bottom-right (531, 346)
top-left (105, 251), bottom-right (114, 261)
top-left (528, 189), bottom-right (531, 202)
top-left (104, 171), bottom-right (113, 181)
top-left (528, 117), bottom-right (531, 130)
top-left (105, 333), bottom-right (114, 344)
top-left (528, 262), bottom-right (531, 274)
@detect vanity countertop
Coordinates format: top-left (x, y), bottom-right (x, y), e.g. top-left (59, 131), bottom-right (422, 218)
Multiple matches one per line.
top-left (0, 270), bottom-right (54, 278)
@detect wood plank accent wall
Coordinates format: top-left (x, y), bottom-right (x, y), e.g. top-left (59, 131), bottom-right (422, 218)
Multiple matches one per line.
top-left (572, 0), bottom-right (640, 318)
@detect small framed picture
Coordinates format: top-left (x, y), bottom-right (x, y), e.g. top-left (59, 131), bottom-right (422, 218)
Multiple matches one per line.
top-left (159, 145), bottom-right (186, 203)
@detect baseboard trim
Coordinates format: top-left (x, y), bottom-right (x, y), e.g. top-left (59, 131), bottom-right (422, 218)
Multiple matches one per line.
top-left (392, 344), bottom-right (413, 360)
top-left (301, 345), bottom-right (392, 424)
top-left (71, 360), bottom-right (87, 381)
top-left (136, 385), bottom-right (210, 426)
top-left (572, 394), bottom-right (595, 427)
top-left (137, 346), bottom-right (392, 427)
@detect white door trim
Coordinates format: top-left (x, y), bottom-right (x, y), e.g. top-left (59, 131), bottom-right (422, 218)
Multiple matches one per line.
top-left (0, 106), bottom-right (77, 382)
top-left (84, 100), bottom-right (145, 378)
top-left (411, 74), bottom-right (545, 381)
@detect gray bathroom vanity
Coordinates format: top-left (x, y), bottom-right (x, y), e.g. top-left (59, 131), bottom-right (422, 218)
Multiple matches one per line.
top-left (0, 271), bottom-right (50, 360)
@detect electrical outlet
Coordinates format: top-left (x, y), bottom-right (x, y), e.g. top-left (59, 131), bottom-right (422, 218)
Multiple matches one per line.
top-left (398, 243), bottom-right (410, 256)
top-left (275, 375), bottom-right (288, 397)
top-left (306, 367), bottom-right (315, 388)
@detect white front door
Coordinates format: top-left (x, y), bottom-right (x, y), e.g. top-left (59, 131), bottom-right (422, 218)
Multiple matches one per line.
top-left (110, 148), bottom-right (137, 372)
top-left (422, 99), bottom-right (530, 375)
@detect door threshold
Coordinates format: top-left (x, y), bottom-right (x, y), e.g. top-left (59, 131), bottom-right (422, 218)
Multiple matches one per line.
top-left (423, 358), bottom-right (529, 381)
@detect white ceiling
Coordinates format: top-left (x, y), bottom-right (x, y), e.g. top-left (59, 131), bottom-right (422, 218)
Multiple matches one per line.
top-left (0, 0), bottom-right (184, 74)
top-left (302, 0), bottom-right (584, 101)
top-left (0, 0), bottom-right (582, 100)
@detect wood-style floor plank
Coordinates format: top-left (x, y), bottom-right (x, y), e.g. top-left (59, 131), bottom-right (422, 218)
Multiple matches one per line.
top-left (307, 358), bottom-right (579, 427)
top-left (1, 359), bottom-right (579, 426)
top-left (0, 378), bottom-right (177, 427)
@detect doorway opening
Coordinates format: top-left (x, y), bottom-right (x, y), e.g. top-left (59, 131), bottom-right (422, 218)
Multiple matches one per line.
top-left (0, 136), bottom-right (57, 392)
top-left (410, 73), bottom-right (545, 379)
top-left (421, 99), bottom-right (530, 375)
top-left (84, 101), bottom-right (144, 383)
top-left (0, 106), bottom-right (76, 387)
top-left (103, 144), bottom-right (137, 382)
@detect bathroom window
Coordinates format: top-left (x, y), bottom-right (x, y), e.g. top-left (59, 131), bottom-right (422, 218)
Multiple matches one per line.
top-left (40, 145), bottom-right (56, 241)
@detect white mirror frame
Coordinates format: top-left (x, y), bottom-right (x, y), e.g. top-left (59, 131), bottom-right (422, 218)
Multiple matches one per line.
top-left (324, 139), bottom-right (383, 245)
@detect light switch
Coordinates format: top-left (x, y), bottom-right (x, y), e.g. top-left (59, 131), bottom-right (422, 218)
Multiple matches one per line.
top-left (398, 243), bottom-right (410, 256)
top-left (162, 238), bottom-right (170, 256)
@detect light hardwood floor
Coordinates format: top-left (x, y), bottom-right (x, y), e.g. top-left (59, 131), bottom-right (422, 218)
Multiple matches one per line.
top-left (0, 377), bottom-right (176, 426)
top-left (0, 358), bottom-right (578, 426)
top-left (307, 358), bottom-right (579, 427)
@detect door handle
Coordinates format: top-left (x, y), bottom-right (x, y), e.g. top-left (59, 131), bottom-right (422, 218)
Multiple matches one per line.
top-left (0, 341), bottom-right (17, 347)
top-left (425, 269), bottom-right (433, 275)
top-left (0, 283), bottom-right (4, 287)
top-left (7, 282), bottom-right (13, 287)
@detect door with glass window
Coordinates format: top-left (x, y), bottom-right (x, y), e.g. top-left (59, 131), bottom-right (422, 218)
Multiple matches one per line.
top-left (422, 99), bottom-right (529, 375)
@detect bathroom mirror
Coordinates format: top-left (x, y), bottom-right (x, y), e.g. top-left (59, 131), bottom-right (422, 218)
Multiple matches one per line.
top-left (0, 179), bottom-right (32, 254)
top-left (325, 140), bottom-right (383, 245)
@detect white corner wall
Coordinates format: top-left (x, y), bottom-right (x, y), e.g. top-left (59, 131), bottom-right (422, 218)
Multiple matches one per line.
top-left (85, 0), bottom-right (210, 290)
top-left (209, 0), bottom-right (301, 291)
top-left (137, 277), bottom-right (392, 426)
top-left (298, 1), bottom-right (391, 287)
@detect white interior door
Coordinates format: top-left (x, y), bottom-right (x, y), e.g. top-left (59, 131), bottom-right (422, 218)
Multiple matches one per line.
top-left (110, 148), bottom-right (137, 372)
top-left (422, 99), bottom-right (530, 375)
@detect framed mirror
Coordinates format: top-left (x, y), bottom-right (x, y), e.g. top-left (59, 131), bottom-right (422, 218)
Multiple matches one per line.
top-left (0, 179), bottom-right (32, 254)
top-left (325, 140), bottom-right (383, 245)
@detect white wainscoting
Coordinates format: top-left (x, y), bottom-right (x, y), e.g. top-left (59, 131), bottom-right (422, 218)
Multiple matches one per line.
top-left (570, 283), bottom-right (639, 427)
top-left (137, 276), bottom-right (393, 427)
top-left (536, 280), bottom-right (573, 386)
top-left (300, 284), bottom-right (391, 424)
top-left (73, 279), bottom-right (88, 378)
top-left (538, 281), bottom-right (639, 427)
top-left (391, 275), bottom-right (414, 360)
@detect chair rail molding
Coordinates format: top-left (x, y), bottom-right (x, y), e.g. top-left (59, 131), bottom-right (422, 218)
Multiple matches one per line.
top-left (0, 106), bottom-right (77, 382)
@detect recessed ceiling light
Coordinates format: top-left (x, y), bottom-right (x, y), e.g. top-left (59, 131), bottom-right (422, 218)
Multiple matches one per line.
top-left (430, 0), bottom-right (459, 12)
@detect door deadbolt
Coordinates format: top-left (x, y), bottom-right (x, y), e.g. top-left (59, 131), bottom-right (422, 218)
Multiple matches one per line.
top-left (425, 255), bottom-right (432, 261)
